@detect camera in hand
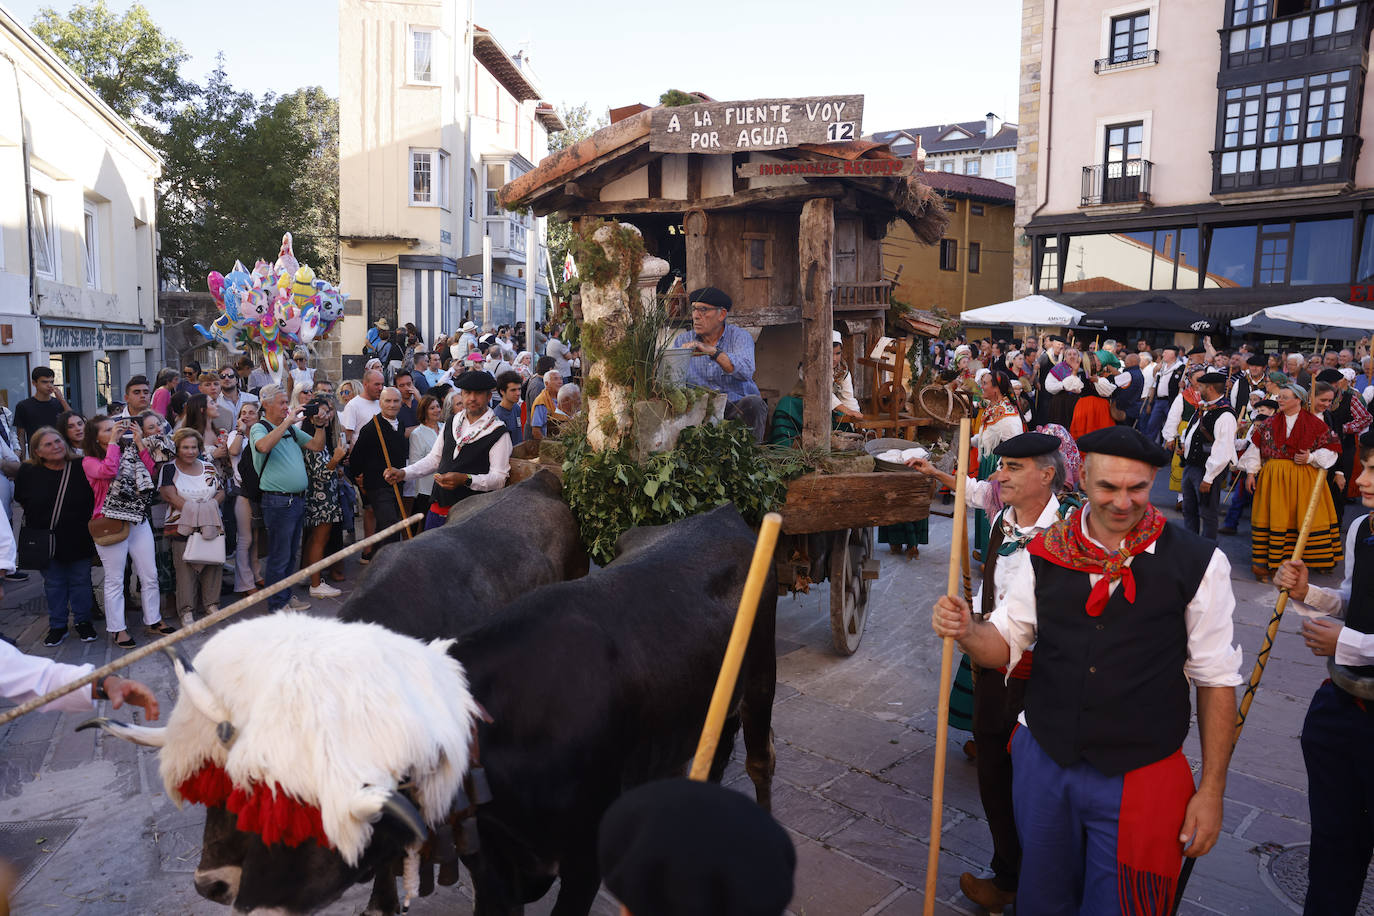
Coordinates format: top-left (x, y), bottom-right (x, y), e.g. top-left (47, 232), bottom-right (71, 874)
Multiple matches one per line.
top-left (301, 396), bottom-right (329, 420)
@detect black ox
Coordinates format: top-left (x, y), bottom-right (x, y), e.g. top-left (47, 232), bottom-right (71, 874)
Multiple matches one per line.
top-left (187, 482), bottom-right (777, 916)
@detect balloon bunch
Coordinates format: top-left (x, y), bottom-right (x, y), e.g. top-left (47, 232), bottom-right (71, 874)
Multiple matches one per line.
top-left (195, 233), bottom-right (347, 380)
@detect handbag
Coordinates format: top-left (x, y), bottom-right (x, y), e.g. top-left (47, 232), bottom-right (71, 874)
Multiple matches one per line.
top-left (183, 526), bottom-right (226, 565)
top-left (88, 516), bottom-right (130, 547)
top-left (17, 462), bottom-right (71, 570)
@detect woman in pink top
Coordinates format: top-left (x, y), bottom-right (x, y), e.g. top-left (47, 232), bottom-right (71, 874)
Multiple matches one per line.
top-left (150, 368), bottom-right (177, 421)
top-left (82, 415), bottom-right (173, 648)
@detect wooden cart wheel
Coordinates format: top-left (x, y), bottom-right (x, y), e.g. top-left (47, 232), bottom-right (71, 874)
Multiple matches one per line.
top-left (829, 526), bottom-right (873, 655)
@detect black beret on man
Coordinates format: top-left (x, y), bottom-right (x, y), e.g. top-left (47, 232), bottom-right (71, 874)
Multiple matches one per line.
top-left (1187, 345), bottom-right (1208, 356)
top-left (1047, 333), bottom-right (1066, 344)
top-left (453, 370), bottom-right (497, 391)
top-left (1256, 398), bottom-right (1279, 411)
top-left (599, 778), bottom-right (795, 916)
top-left (1247, 353), bottom-right (1268, 367)
top-left (994, 432), bottom-right (1062, 459)
top-left (688, 286), bottom-right (733, 310)
top-left (1362, 428), bottom-right (1374, 449)
top-left (1316, 368), bottom-right (1344, 384)
top-left (1198, 372), bottom-right (1229, 386)
top-left (1076, 425), bottom-right (1172, 467)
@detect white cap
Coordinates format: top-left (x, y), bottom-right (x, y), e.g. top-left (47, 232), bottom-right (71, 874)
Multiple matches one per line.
top-left (1340, 367), bottom-right (1357, 382)
top-left (461, 321), bottom-right (477, 332)
top-left (832, 330), bottom-right (842, 345)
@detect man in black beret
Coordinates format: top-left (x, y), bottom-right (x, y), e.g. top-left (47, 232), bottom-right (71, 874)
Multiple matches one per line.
top-left (933, 424), bottom-right (1242, 913)
top-left (912, 431), bottom-right (1079, 911)
top-left (385, 369), bottom-right (511, 530)
top-left (672, 288), bottom-right (768, 442)
top-left (1186, 344), bottom-right (1209, 366)
top-left (1175, 371), bottom-right (1238, 542)
top-left (1230, 353), bottom-right (1270, 411)
top-left (598, 778), bottom-right (795, 916)
top-left (1275, 428), bottom-right (1374, 915)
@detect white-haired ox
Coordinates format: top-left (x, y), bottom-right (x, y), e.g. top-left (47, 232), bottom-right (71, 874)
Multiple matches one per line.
top-left (84, 612), bottom-right (481, 914)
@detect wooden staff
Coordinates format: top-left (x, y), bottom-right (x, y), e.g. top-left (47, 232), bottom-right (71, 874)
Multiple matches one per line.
top-left (0, 513), bottom-right (425, 728)
top-left (689, 512), bottom-right (782, 781)
top-left (1171, 467), bottom-right (1327, 914)
top-left (925, 416), bottom-right (972, 916)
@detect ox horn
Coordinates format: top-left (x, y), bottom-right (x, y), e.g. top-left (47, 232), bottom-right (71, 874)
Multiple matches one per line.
top-left (163, 647), bottom-right (237, 747)
top-left (77, 717), bottom-right (167, 747)
top-left (352, 788), bottom-right (428, 844)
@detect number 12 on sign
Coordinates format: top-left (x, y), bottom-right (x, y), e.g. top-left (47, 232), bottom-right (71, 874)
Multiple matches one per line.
top-left (827, 122), bottom-right (856, 142)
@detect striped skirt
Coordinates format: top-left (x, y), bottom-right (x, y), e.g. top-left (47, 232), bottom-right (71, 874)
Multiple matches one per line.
top-left (1251, 458), bottom-right (1343, 572)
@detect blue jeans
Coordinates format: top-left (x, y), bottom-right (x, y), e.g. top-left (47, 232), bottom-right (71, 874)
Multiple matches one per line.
top-left (1143, 398), bottom-right (1171, 443)
top-left (44, 557), bottom-right (93, 628)
top-left (1223, 478), bottom-right (1251, 530)
top-left (260, 492), bottom-right (306, 611)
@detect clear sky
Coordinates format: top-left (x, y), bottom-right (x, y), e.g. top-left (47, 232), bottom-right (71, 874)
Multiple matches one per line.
top-left (6, 0), bottom-right (1022, 132)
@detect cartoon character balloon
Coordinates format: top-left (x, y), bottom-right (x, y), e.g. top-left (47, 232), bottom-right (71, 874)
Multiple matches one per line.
top-left (192, 233), bottom-right (347, 378)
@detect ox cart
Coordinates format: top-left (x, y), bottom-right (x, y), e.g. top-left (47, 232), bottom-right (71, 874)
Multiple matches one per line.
top-left (500, 91), bottom-right (949, 656)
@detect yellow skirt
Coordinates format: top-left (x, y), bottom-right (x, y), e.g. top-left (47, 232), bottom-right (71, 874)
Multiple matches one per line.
top-left (1169, 420), bottom-right (1187, 492)
top-left (1251, 459), bottom-right (1343, 571)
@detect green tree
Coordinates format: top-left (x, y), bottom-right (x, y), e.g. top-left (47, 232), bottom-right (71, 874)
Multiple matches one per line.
top-left (30, 0), bottom-right (193, 131)
top-left (546, 102), bottom-right (608, 297)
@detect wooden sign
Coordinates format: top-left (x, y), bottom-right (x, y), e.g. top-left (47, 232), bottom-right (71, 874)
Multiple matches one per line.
top-left (650, 95), bottom-right (864, 154)
top-left (735, 158), bottom-right (917, 179)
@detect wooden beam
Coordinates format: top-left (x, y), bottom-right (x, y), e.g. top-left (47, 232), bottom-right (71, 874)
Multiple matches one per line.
top-left (550, 182), bottom-right (847, 219)
top-left (562, 182), bottom-right (591, 200)
top-left (500, 110), bottom-right (652, 208)
top-left (779, 472), bottom-right (932, 535)
top-left (647, 159), bottom-right (662, 199)
top-left (521, 137), bottom-right (655, 215)
top-left (800, 197), bottom-right (835, 452)
top-left (687, 153), bottom-right (703, 202)
top-left (732, 152), bottom-right (749, 193)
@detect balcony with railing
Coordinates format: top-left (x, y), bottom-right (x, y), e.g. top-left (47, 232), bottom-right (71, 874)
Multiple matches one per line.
top-left (833, 281), bottom-right (893, 311)
top-left (1081, 159), bottom-right (1153, 207)
top-left (1094, 48), bottom-right (1159, 73)
top-left (484, 217), bottom-right (528, 262)
top-left (1222, 1), bottom-right (1364, 70)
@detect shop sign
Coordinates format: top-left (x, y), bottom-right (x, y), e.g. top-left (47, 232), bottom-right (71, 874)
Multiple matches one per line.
top-left (41, 325), bottom-right (145, 351)
top-left (735, 158), bottom-right (917, 178)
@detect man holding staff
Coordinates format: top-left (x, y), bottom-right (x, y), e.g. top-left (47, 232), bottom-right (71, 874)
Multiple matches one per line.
top-left (932, 426), bottom-right (1242, 914)
top-left (1275, 428), bottom-right (1374, 916)
top-left (912, 431), bottom-right (1077, 912)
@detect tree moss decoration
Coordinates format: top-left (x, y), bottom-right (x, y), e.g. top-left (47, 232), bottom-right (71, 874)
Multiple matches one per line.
top-left (568, 220), bottom-right (646, 293)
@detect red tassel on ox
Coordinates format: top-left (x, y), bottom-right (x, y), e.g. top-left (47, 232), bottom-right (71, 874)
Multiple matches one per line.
top-left (176, 761), bottom-right (332, 849)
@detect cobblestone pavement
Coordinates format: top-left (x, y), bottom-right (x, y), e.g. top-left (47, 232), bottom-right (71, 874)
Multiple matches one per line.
top-left (0, 474), bottom-right (1353, 914)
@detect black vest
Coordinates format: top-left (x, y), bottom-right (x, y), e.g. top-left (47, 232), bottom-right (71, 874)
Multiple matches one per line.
top-left (1025, 523), bottom-right (1213, 776)
top-left (1184, 405), bottom-right (1234, 468)
top-left (1345, 519), bottom-right (1374, 676)
top-left (435, 419), bottom-right (509, 509)
top-left (1157, 363), bottom-right (1183, 402)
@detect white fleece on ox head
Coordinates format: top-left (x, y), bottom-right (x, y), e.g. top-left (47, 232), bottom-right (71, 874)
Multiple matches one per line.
top-left (157, 613), bottom-right (479, 866)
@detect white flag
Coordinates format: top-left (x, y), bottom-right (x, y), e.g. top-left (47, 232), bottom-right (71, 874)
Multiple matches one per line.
top-left (563, 252), bottom-right (577, 283)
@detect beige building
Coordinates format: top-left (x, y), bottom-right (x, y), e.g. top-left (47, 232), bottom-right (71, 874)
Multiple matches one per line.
top-left (338, 1), bottom-right (563, 363)
top-left (1016, 0), bottom-right (1374, 336)
top-left (870, 114), bottom-right (1018, 185)
top-left (0, 4), bottom-right (161, 415)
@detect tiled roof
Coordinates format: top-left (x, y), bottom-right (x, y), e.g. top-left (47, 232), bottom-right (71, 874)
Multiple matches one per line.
top-left (870, 119), bottom-right (1018, 155)
top-left (919, 170), bottom-right (1016, 204)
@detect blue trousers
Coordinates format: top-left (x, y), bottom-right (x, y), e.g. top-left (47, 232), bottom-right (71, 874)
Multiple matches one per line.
top-left (1223, 479), bottom-right (1251, 530)
top-left (1143, 399), bottom-right (1171, 444)
top-left (260, 493), bottom-right (306, 611)
top-left (1302, 681), bottom-right (1374, 915)
top-left (44, 558), bottom-right (93, 628)
top-left (424, 509), bottom-right (446, 531)
top-left (1011, 727), bottom-right (1124, 915)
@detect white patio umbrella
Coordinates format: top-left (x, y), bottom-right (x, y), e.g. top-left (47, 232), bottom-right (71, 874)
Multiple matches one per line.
top-left (1230, 298), bottom-right (1374, 342)
top-left (958, 295), bottom-right (1085, 327)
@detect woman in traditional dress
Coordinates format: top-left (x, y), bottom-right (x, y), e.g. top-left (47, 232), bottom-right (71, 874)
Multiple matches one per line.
top-left (1042, 347), bottom-right (1082, 430)
top-left (1069, 349), bottom-right (1123, 439)
top-left (971, 370), bottom-right (1023, 561)
top-left (1241, 383), bottom-right (1343, 582)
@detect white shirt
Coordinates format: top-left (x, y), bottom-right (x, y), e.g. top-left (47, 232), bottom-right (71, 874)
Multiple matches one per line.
top-left (830, 371), bottom-right (860, 415)
top-left (1229, 372), bottom-right (1267, 410)
top-left (289, 366), bottom-right (316, 391)
top-left (0, 639), bottom-right (95, 713)
top-left (986, 504), bottom-right (1244, 703)
top-left (404, 411), bottom-right (512, 492)
top-left (340, 396), bottom-right (382, 443)
top-left (1155, 360), bottom-right (1182, 397)
top-left (975, 495), bottom-right (1062, 622)
top-left (1292, 518), bottom-right (1374, 666)
top-left (1045, 370), bottom-right (1082, 395)
top-left (407, 424), bottom-right (439, 497)
top-left (547, 338), bottom-right (572, 378)
top-left (1238, 411), bottom-right (1338, 474)
top-left (1180, 398), bottom-right (1240, 485)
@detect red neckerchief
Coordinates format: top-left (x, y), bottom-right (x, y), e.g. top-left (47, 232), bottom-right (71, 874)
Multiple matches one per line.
top-left (1028, 505), bottom-right (1167, 617)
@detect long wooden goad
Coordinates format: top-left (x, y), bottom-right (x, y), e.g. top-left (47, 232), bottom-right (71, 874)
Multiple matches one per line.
top-left (1172, 466), bottom-right (1327, 914)
top-left (925, 417), bottom-right (972, 915)
top-left (0, 513), bottom-right (426, 728)
top-left (689, 512), bottom-right (783, 781)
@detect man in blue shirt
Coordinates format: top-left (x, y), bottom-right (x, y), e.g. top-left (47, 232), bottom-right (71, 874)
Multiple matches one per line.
top-left (493, 370), bottom-right (524, 445)
top-left (671, 287), bottom-right (768, 442)
top-left (423, 352), bottom-right (447, 388)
